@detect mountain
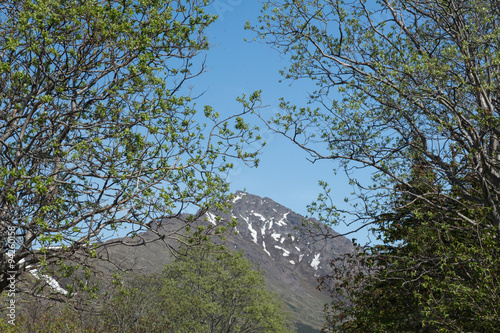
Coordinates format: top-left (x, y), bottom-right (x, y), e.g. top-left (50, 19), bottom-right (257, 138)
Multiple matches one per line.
top-left (219, 191), bottom-right (353, 276)
top-left (96, 191), bottom-right (355, 332)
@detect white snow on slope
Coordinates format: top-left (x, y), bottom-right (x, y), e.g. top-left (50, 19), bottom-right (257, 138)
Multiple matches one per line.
top-left (271, 233), bottom-right (281, 241)
top-left (262, 241), bottom-right (271, 257)
top-left (289, 260), bottom-right (296, 265)
top-left (232, 192), bottom-right (245, 203)
top-left (276, 212), bottom-right (289, 226)
top-left (260, 221), bottom-right (268, 236)
top-left (19, 259), bottom-right (68, 295)
top-left (253, 212), bottom-right (266, 222)
top-left (30, 269), bottom-right (69, 295)
top-left (243, 216), bottom-right (258, 244)
top-left (268, 217), bottom-right (274, 230)
top-left (311, 253), bottom-right (321, 270)
top-left (206, 212), bottom-right (217, 225)
top-left (274, 245), bottom-right (290, 257)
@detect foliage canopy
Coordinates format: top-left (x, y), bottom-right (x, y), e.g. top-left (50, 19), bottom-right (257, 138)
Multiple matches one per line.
top-left (248, 0), bottom-right (500, 331)
top-left (104, 243), bottom-right (294, 333)
top-left (0, 0), bottom-right (263, 295)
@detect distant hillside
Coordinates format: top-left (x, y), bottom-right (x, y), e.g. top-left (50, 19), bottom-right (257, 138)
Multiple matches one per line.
top-left (95, 191), bottom-right (355, 332)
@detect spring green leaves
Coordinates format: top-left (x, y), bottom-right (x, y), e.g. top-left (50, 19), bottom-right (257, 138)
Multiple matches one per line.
top-left (248, 0), bottom-right (500, 330)
top-left (0, 0), bottom-right (263, 295)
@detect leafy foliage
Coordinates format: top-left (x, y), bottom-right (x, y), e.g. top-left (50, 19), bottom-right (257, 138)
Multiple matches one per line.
top-left (0, 243), bottom-right (293, 332)
top-left (103, 243), bottom-right (294, 332)
top-left (320, 150), bottom-right (499, 331)
top-left (0, 0), bottom-right (263, 295)
top-left (248, 0), bottom-right (500, 331)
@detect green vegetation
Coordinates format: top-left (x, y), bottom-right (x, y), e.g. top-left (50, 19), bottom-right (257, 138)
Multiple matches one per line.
top-left (249, 0), bottom-right (500, 331)
top-left (0, 0), bottom-right (262, 294)
top-left (3, 0), bottom-right (500, 331)
top-left (0, 243), bottom-right (294, 333)
top-left (104, 243), bottom-right (293, 332)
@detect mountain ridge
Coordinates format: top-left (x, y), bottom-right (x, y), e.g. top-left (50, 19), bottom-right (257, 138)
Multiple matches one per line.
top-left (217, 190), bottom-right (353, 279)
top-left (94, 190), bottom-right (355, 332)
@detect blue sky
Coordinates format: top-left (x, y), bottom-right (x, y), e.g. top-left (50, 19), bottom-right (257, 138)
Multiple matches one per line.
top-left (187, 1), bottom-right (375, 244)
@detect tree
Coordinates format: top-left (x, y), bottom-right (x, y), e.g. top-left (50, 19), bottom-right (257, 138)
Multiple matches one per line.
top-left (103, 243), bottom-right (294, 333)
top-left (248, 0), bottom-right (500, 330)
top-left (319, 142), bottom-right (498, 331)
top-left (0, 0), bottom-right (263, 296)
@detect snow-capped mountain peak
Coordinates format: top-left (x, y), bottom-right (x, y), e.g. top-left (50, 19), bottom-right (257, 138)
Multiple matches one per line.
top-left (206, 191), bottom-right (354, 277)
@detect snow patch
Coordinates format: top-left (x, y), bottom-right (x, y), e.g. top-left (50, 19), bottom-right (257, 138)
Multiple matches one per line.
top-left (206, 212), bottom-right (217, 225)
top-left (299, 254), bottom-right (304, 262)
top-left (295, 246), bottom-right (301, 252)
top-left (252, 212), bottom-right (266, 222)
top-left (19, 259), bottom-right (68, 295)
top-left (260, 222), bottom-right (267, 236)
top-left (244, 216), bottom-right (258, 244)
top-left (276, 212), bottom-right (289, 226)
top-left (271, 233), bottom-right (281, 241)
top-left (289, 260), bottom-right (296, 265)
top-left (30, 269), bottom-right (69, 295)
top-left (280, 237), bottom-right (285, 244)
top-left (262, 241), bottom-right (271, 257)
top-left (310, 253), bottom-right (321, 270)
top-left (274, 245), bottom-right (290, 257)
top-left (232, 193), bottom-right (245, 203)
top-left (232, 192), bottom-right (247, 203)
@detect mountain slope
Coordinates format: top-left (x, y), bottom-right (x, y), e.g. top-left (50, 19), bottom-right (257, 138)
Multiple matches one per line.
top-left (203, 191), bottom-right (354, 332)
top-left (223, 191), bottom-right (353, 275)
top-left (96, 191), bottom-right (354, 332)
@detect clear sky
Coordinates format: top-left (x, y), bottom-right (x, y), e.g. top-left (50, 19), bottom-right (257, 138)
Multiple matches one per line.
top-left (189, 1), bottom-right (375, 244)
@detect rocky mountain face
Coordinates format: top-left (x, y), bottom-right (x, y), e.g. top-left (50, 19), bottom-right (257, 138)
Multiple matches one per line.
top-left (199, 191), bottom-right (355, 332)
top-left (209, 191), bottom-right (353, 278)
top-left (95, 191), bottom-right (355, 332)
